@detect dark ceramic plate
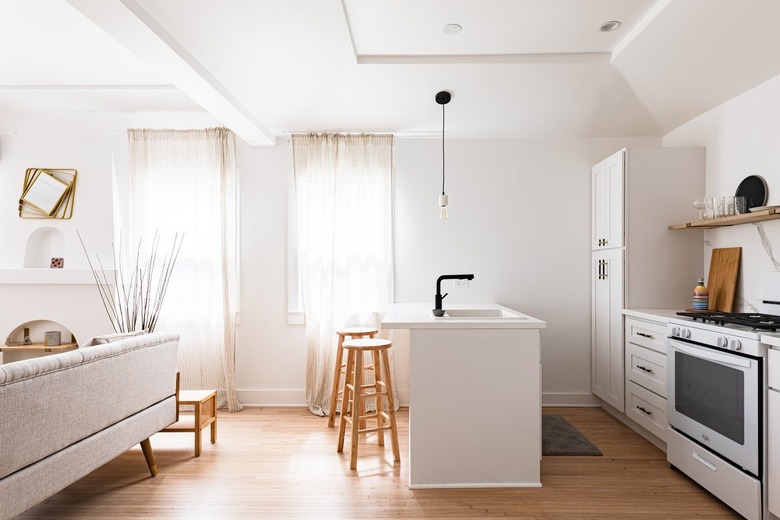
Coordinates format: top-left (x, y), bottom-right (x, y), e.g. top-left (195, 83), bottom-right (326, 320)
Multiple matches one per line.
top-left (735, 175), bottom-right (768, 209)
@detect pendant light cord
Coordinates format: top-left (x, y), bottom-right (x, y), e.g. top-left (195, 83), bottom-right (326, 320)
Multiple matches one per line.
top-left (441, 102), bottom-right (446, 195)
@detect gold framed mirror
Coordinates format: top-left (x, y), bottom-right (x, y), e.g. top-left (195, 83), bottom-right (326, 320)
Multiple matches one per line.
top-left (18, 168), bottom-right (77, 219)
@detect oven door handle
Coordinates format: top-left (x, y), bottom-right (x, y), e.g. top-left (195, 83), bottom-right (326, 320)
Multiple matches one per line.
top-left (669, 340), bottom-right (753, 369)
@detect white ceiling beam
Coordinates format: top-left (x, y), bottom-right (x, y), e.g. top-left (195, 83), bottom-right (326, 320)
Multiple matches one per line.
top-left (65, 0), bottom-right (275, 146)
top-left (611, 0), bottom-right (672, 62)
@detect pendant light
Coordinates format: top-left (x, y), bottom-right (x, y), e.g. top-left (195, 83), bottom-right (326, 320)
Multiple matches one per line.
top-left (436, 90), bottom-right (451, 220)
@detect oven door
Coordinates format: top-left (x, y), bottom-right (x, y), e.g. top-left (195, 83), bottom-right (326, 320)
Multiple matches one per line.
top-left (667, 338), bottom-right (761, 476)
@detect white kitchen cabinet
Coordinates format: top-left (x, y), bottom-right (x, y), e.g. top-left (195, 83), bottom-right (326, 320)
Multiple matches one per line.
top-left (626, 380), bottom-right (667, 440)
top-left (592, 248), bottom-right (624, 411)
top-left (591, 151), bottom-right (624, 250)
top-left (624, 316), bottom-right (668, 441)
top-left (591, 147), bottom-right (704, 414)
top-left (769, 348), bottom-right (779, 516)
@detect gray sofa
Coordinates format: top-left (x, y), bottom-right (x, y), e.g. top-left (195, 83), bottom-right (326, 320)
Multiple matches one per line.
top-left (0, 331), bottom-right (179, 520)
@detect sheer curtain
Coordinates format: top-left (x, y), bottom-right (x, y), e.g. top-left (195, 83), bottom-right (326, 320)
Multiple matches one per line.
top-left (292, 133), bottom-right (394, 416)
top-left (128, 128), bottom-right (242, 412)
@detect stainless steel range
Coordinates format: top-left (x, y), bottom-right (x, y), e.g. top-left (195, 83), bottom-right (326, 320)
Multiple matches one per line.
top-left (666, 274), bottom-right (780, 520)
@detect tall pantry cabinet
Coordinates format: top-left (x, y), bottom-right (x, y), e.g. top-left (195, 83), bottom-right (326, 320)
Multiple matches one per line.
top-left (591, 148), bottom-right (704, 412)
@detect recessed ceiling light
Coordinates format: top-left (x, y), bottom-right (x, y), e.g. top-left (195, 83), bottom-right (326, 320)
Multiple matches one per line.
top-left (599, 20), bottom-right (622, 32)
top-left (442, 23), bottom-right (462, 35)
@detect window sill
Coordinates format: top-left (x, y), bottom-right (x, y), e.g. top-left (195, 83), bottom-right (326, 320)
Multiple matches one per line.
top-left (288, 311), bottom-right (305, 326)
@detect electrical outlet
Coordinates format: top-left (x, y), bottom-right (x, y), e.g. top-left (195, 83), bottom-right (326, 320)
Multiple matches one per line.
top-left (454, 279), bottom-right (470, 288)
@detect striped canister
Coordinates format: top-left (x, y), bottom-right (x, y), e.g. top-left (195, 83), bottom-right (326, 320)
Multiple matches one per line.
top-left (693, 278), bottom-right (709, 310)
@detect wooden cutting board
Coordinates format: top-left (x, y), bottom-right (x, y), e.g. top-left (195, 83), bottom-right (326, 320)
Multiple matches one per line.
top-left (707, 247), bottom-right (741, 312)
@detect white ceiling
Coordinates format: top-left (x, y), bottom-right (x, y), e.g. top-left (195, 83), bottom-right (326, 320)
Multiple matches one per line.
top-left (1, 0), bottom-right (780, 145)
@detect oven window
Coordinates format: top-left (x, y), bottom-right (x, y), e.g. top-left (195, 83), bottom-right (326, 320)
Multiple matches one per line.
top-left (674, 351), bottom-right (744, 445)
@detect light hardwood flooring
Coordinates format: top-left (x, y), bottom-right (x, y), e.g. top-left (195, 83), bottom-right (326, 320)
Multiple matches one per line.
top-left (18, 407), bottom-right (738, 519)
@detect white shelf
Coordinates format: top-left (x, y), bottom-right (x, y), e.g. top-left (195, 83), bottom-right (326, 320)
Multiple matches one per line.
top-left (0, 268), bottom-right (114, 285)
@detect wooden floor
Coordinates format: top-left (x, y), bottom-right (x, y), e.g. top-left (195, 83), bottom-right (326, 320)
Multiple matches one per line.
top-left (18, 407), bottom-right (739, 519)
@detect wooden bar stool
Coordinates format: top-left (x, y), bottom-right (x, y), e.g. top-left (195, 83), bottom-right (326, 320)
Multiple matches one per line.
top-left (327, 327), bottom-right (378, 427)
top-left (337, 338), bottom-right (400, 470)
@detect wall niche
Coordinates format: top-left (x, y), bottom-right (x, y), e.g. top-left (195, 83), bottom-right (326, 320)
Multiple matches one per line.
top-left (23, 227), bottom-right (66, 268)
top-left (1, 319), bottom-right (77, 364)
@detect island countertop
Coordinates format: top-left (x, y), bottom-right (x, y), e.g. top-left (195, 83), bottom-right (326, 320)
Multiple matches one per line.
top-left (381, 302), bottom-right (546, 330)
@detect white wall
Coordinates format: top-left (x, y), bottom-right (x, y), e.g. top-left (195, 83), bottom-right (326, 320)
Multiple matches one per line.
top-left (4, 69), bottom-right (779, 406)
top-left (392, 137), bottom-right (659, 404)
top-left (664, 73), bottom-right (780, 309)
top-left (1, 111), bottom-right (667, 407)
top-left (0, 112), bottom-right (219, 269)
top-left (0, 120), bottom-right (118, 268)
top-left (0, 111), bottom-right (217, 347)
top-left (234, 135), bottom-right (661, 407)
top-left (235, 139), bottom-right (307, 405)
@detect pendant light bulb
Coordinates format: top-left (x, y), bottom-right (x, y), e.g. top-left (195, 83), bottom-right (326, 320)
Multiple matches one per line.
top-left (439, 194), bottom-right (449, 220)
top-left (436, 90), bottom-right (451, 222)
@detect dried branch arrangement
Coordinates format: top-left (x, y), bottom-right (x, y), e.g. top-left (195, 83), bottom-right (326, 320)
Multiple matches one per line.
top-left (79, 231), bottom-right (184, 333)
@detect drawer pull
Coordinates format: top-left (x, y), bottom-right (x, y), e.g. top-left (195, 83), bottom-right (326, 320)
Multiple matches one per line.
top-left (637, 365), bottom-right (655, 374)
top-left (636, 405), bottom-right (652, 416)
top-left (692, 451), bottom-right (717, 472)
top-left (636, 332), bottom-right (654, 339)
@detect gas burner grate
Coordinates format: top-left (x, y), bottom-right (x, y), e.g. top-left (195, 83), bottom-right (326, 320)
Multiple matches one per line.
top-left (677, 311), bottom-right (780, 330)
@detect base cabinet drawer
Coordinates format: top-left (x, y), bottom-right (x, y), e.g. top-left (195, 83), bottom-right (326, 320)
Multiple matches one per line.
top-left (625, 381), bottom-right (666, 441)
top-left (667, 428), bottom-right (761, 520)
top-left (625, 317), bottom-right (666, 354)
top-left (626, 342), bottom-right (666, 397)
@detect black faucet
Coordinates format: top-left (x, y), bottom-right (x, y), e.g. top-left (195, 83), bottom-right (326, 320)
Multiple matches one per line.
top-left (433, 274), bottom-right (475, 316)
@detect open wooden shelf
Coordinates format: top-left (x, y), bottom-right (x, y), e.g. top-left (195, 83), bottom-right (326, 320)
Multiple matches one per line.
top-left (669, 207), bottom-right (780, 230)
top-left (0, 342), bottom-right (78, 353)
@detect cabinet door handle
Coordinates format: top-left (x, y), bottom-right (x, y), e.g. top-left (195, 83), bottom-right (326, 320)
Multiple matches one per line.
top-left (636, 406), bottom-right (652, 416)
top-left (637, 332), bottom-right (654, 339)
top-left (637, 365), bottom-right (655, 374)
top-left (597, 259), bottom-right (607, 280)
top-left (602, 261), bottom-right (608, 279)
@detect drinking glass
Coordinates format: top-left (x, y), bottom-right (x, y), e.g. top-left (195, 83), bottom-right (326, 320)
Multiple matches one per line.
top-left (713, 196), bottom-right (726, 218)
top-left (703, 197), bottom-right (715, 219)
top-left (725, 196), bottom-right (735, 216)
top-left (734, 196), bottom-right (748, 214)
top-left (693, 196), bottom-right (707, 220)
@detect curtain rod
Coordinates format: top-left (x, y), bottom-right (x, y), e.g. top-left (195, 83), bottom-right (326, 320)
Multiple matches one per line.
top-left (283, 131), bottom-right (441, 142)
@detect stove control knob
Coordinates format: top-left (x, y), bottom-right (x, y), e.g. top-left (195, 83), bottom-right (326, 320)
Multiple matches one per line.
top-left (671, 326), bottom-right (680, 337)
top-left (729, 339), bottom-right (742, 351)
top-left (717, 336), bottom-right (729, 348)
top-left (681, 328), bottom-right (691, 339)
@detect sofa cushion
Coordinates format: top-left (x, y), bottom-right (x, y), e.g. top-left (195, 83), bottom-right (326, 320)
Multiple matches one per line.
top-left (81, 329), bottom-right (148, 346)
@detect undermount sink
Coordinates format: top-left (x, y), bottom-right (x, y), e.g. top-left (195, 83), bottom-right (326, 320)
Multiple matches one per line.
top-left (431, 308), bottom-right (527, 319)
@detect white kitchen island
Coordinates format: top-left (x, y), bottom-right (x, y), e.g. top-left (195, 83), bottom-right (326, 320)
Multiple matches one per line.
top-left (381, 302), bottom-right (546, 489)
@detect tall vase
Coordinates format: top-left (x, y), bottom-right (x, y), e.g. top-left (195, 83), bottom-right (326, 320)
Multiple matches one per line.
top-left (693, 278), bottom-right (709, 310)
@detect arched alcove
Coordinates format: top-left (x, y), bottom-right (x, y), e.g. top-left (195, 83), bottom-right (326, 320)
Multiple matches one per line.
top-left (23, 227), bottom-right (66, 268)
top-left (5, 319), bottom-right (76, 346)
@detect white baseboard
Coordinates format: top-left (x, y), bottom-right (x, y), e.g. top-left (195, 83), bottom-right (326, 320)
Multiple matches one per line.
top-left (542, 392), bottom-right (601, 407)
top-left (237, 389), bottom-right (307, 407)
